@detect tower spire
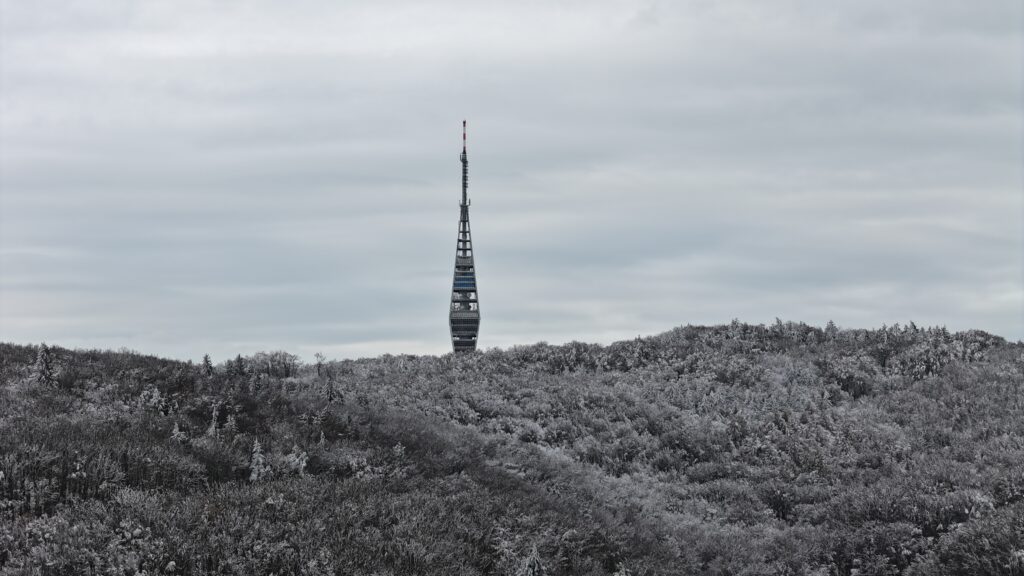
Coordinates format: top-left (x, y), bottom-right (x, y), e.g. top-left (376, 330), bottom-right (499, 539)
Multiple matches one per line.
top-left (461, 120), bottom-right (468, 207)
top-left (449, 120), bottom-right (480, 352)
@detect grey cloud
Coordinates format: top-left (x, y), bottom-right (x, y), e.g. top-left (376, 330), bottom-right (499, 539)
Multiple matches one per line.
top-left (1, 0), bottom-right (1020, 360)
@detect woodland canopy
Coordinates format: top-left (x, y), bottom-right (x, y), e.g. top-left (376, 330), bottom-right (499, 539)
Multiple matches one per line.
top-left (1, 321), bottom-right (1022, 575)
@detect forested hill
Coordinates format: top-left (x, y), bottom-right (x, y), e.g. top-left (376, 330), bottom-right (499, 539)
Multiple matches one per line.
top-left (1, 322), bottom-right (1023, 575)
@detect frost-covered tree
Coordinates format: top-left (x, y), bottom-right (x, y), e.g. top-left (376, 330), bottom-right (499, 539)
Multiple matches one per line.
top-left (249, 439), bottom-right (271, 482)
top-left (284, 445), bottom-right (308, 476)
top-left (251, 350), bottom-right (300, 377)
top-left (517, 546), bottom-right (547, 576)
top-left (230, 354), bottom-right (245, 376)
top-left (171, 422), bottom-right (187, 443)
top-left (314, 352), bottom-right (326, 377)
top-left (201, 354), bottom-right (214, 377)
top-left (825, 320), bottom-right (839, 340)
top-left (206, 403), bottom-right (220, 437)
top-left (322, 375), bottom-right (336, 403)
top-left (32, 343), bottom-right (55, 386)
top-left (247, 373), bottom-right (262, 395)
top-left (224, 413), bottom-right (238, 437)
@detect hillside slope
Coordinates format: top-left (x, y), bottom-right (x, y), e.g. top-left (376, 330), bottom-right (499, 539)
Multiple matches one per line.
top-left (1, 322), bottom-right (1022, 575)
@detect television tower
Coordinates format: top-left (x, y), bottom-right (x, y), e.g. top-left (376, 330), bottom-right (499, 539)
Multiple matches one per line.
top-left (449, 120), bottom-right (480, 352)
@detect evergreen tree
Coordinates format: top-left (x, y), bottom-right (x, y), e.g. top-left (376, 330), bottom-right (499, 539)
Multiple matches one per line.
top-left (224, 354), bottom-right (242, 376)
top-left (825, 320), bottom-right (839, 340)
top-left (249, 439), bottom-right (270, 482)
top-left (32, 343), bottom-right (55, 386)
top-left (202, 354), bottom-right (214, 377)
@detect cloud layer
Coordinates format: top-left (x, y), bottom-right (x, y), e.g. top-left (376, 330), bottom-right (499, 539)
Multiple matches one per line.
top-left (1, 0), bottom-right (1021, 360)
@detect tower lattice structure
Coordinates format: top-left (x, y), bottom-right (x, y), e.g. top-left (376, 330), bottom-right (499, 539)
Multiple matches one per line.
top-left (449, 120), bottom-right (480, 352)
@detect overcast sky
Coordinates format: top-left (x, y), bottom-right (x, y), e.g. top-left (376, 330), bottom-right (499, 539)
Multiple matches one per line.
top-left (1, 1), bottom-right (1021, 361)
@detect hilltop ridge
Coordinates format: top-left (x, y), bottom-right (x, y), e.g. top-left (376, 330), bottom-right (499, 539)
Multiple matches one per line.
top-left (1, 321), bottom-right (1022, 575)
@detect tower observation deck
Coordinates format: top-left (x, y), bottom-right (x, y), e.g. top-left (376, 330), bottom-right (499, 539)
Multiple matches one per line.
top-left (449, 120), bottom-right (480, 352)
